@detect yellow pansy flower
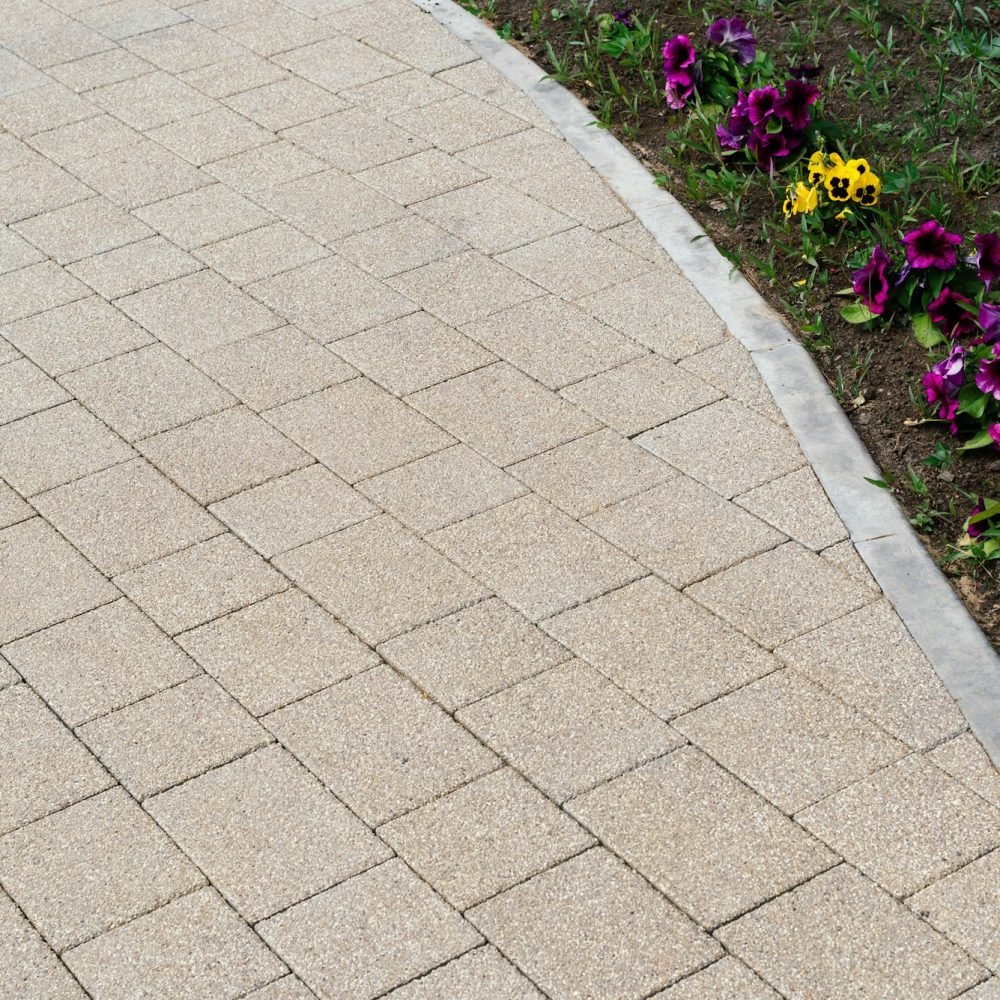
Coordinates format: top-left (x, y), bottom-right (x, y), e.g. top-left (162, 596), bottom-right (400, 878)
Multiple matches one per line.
top-left (824, 162), bottom-right (855, 201)
top-left (782, 182), bottom-right (819, 218)
top-left (806, 150), bottom-right (828, 185)
top-left (851, 169), bottom-right (881, 206)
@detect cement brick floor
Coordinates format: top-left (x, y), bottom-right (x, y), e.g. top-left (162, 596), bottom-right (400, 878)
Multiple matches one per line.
top-left (1, 0), bottom-right (999, 996)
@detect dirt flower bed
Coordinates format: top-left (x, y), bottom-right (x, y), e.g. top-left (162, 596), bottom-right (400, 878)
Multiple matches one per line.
top-left (464, 0), bottom-right (1000, 644)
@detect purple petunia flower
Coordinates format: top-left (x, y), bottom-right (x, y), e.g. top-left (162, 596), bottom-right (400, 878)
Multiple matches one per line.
top-left (979, 302), bottom-right (1000, 343)
top-left (902, 220), bottom-right (963, 270)
top-left (991, 425), bottom-right (1000, 449)
top-left (662, 34), bottom-right (697, 110)
top-left (747, 85), bottom-right (780, 125)
top-left (789, 63), bottom-right (822, 81)
top-left (972, 233), bottom-right (1000, 290)
top-left (706, 16), bottom-right (756, 65)
top-left (747, 126), bottom-right (801, 171)
top-left (613, 6), bottom-right (634, 27)
top-left (774, 79), bottom-right (820, 131)
top-left (852, 245), bottom-right (893, 315)
top-left (716, 90), bottom-right (751, 149)
top-left (976, 348), bottom-right (1000, 400)
top-left (922, 344), bottom-right (965, 430)
top-left (968, 497), bottom-right (988, 539)
top-left (928, 287), bottom-right (978, 339)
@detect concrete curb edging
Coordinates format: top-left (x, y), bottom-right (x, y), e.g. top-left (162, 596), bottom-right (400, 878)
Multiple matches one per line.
top-left (413, 0), bottom-right (1000, 764)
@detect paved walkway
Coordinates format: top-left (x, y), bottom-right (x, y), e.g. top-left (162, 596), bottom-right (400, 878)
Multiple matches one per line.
top-left (1, 0), bottom-right (999, 996)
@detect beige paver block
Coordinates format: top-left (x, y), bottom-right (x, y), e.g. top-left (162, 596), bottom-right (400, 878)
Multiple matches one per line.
top-left (508, 429), bottom-right (672, 519)
top-left (649, 957), bottom-right (781, 999)
top-left (180, 52), bottom-right (289, 98)
top-left (0, 222), bottom-right (44, 274)
top-left (358, 444), bottom-right (524, 533)
top-left (568, 748), bottom-right (835, 927)
top-left (797, 755), bottom-right (1000, 897)
top-left (468, 848), bottom-right (720, 1000)
top-left (0, 518), bottom-right (118, 645)
top-left (248, 255), bottom-right (416, 341)
top-left (78, 674), bottom-right (271, 798)
top-left (686, 542), bottom-right (875, 649)
top-left (0, 887), bottom-right (87, 999)
top-left (378, 596), bottom-right (569, 710)
top-left (88, 70), bottom-right (216, 130)
top-left (357, 147), bottom-right (486, 205)
top-left (0, 480), bottom-right (33, 529)
top-left (209, 463), bottom-right (377, 557)
top-left (1, 683), bottom-right (114, 836)
top-left (962, 981), bottom-right (1000, 999)
top-left (511, 160), bottom-right (632, 231)
top-left (13, 196), bottom-right (152, 265)
top-left (3, 598), bottom-right (198, 726)
top-left (48, 47), bottom-right (152, 92)
top-left (0, 260), bottom-right (90, 324)
top-left (28, 114), bottom-right (142, 167)
top-left (340, 67), bottom-right (460, 113)
top-left (194, 222), bottom-right (328, 286)
top-left (408, 363), bottom-right (597, 467)
top-left (777, 600), bottom-right (966, 749)
top-left (182, 0), bottom-right (283, 29)
top-left (63, 886), bottom-right (287, 999)
top-left (0, 358), bottom-right (70, 424)
top-left (675, 669), bottom-right (906, 813)
top-left (456, 127), bottom-right (578, 179)
top-left (225, 75), bottom-right (347, 130)
top-left (544, 576), bottom-right (777, 720)
top-left (265, 379), bottom-right (452, 483)
top-left (0, 335), bottom-right (19, 364)
top-left (67, 236), bottom-right (201, 301)
top-left (389, 94), bottom-right (528, 152)
top-left (458, 661), bottom-right (682, 801)
top-left (146, 106), bottom-right (273, 165)
top-left (136, 184), bottom-right (273, 251)
top-left (385, 946), bottom-right (544, 999)
top-left (463, 296), bottom-right (644, 390)
top-left (637, 398), bottom-right (804, 498)
top-left (0, 787), bottom-right (203, 952)
top-left (276, 34), bottom-right (406, 91)
top-left (430, 495), bottom-right (644, 622)
top-left (177, 588), bottom-right (377, 715)
top-left (678, 336), bottom-right (785, 422)
top-left (220, 6), bottom-right (330, 54)
top-left (123, 21), bottom-right (244, 73)
top-left (79, 0), bottom-right (187, 40)
top-left (258, 859), bottom-right (480, 999)
top-left (585, 479), bottom-right (785, 588)
top-left (497, 227), bottom-right (653, 299)
top-left (928, 732), bottom-right (1000, 808)
top-left (148, 746), bottom-right (389, 922)
top-left (578, 271), bottom-right (727, 360)
top-left (61, 343), bottom-right (235, 440)
top-left (138, 406), bottom-right (310, 504)
top-left (32, 458), bottom-right (222, 575)
top-left (114, 533), bottom-right (286, 635)
top-left (717, 864), bottom-right (986, 999)
top-left (821, 537), bottom-right (881, 592)
top-left (350, 12), bottom-right (475, 73)
top-left (242, 977), bottom-right (316, 1000)
top-left (333, 215), bottom-right (466, 281)
top-left (205, 140), bottom-right (327, 195)
top-left (275, 515), bottom-right (486, 644)
top-left (265, 665), bottom-right (498, 825)
top-left (0, 157), bottom-right (93, 226)
top-left (0, 81), bottom-right (99, 135)
top-left (0, 654), bottom-right (17, 690)
top-left (118, 270), bottom-right (280, 357)
top-left (380, 767), bottom-right (593, 910)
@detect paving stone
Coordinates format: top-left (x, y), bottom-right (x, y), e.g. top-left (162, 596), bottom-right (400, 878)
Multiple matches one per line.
top-left (378, 596), bottom-right (568, 710)
top-left (0, 684), bottom-right (113, 836)
top-left (0, 480), bottom-right (33, 529)
top-left (123, 21), bottom-right (244, 73)
top-left (497, 227), bottom-right (653, 299)
top-left (928, 732), bottom-right (1000, 808)
top-left (248, 256), bottom-right (416, 341)
top-left (435, 58), bottom-right (525, 104)
top-left (0, 82), bottom-right (99, 137)
top-left (352, 12), bottom-right (475, 73)
top-left (511, 160), bottom-right (632, 230)
top-left (138, 406), bottom-right (310, 504)
top-left (6, 16), bottom-right (113, 69)
top-left (194, 223), bottom-right (328, 286)
top-left (458, 661), bottom-right (682, 801)
top-left (275, 35), bottom-right (407, 91)
top-left (275, 515), bottom-right (486, 644)
top-left (224, 76), bottom-right (348, 131)
top-left (148, 746), bottom-right (390, 922)
top-left (456, 127), bottom-right (578, 179)
top-left (0, 887), bottom-right (88, 999)
top-left (0, 401), bottom-right (136, 497)
top-left (390, 94), bottom-right (528, 153)
top-left (821, 537), bottom-right (881, 592)
top-left (79, 0), bottom-right (188, 40)
top-left (118, 270), bottom-right (280, 357)
top-left (332, 216), bottom-right (466, 281)
top-left (67, 236), bottom-right (201, 301)
top-left (63, 886), bottom-right (287, 999)
top-left (777, 601), bottom-right (966, 749)
top-left (408, 363), bottom-right (597, 467)
top-left (146, 106), bottom-right (273, 165)
top-left (962, 981), bottom-right (1000, 1000)
top-left (28, 115), bottom-right (142, 166)
top-left (0, 223), bottom-right (44, 274)
top-left (385, 946), bottom-right (544, 999)
top-left (0, 260), bottom-right (90, 324)
top-left (797, 754), bottom-right (1000, 897)
top-left (544, 576), bottom-right (778, 720)
top-left (88, 70), bottom-right (216, 130)
top-left (177, 588), bottom-right (378, 716)
top-left (48, 47), bottom-right (153, 93)
top-left (13, 196), bottom-right (152, 265)
top-left (181, 0), bottom-right (283, 28)
top-left (380, 767), bottom-right (592, 910)
top-left (678, 336), bottom-right (785, 422)
top-left (220, 6), bottom-right (331, 54)
top-left (387, 250), bottom-right (541, 326)
top-left (462, 296), bottom-right (643, 390)
top-left (467, 848), bottom-right (720, 1000)
top-left (340, 67), bottom-right (460, 114)
top-left (578, 270), bottom-right (727, 359)
top-left (0, 358), bottom-right (70, 425)
top-left (205, 140), bottom-right (327, 196)
top-left (78, 674), bottom-right (271, 798)
top-left (136, 184), bottom-right (273, 251)
top-left (568, 747), bottom-right (835, 927)
top-left (686, 543), bottom-right (875, 649)
top-left (258, 859), bottom-right (480, 1000)
top-left (266, 665), bottom-right (497, 825)
top-left (716, 864), bottom-right (986, 1000)
top-left (357, 148), bottom-right (486, 205)
top-left (509, 429), bottom-right (675, 518)
top-left (909, 848), bottom-right (1000, 973)
top-left (265, 379), bottom-right (453, 483)
top-left (180, 52), bottom-right (288, 98)
top-left (209, 463), bottom-right (377, 557)
top-left (649, 957), bottom-right (781, 999)
top-left (0, 787), bottom-right (204, 952)
top-left (242, 977), bottom-right (316, 1000)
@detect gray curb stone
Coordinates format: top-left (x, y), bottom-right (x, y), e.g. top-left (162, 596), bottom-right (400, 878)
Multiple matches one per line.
top-left (413, 0), bottom-right (1000, 764)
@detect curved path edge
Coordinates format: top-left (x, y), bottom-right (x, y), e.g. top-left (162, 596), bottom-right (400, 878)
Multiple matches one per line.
top-left (413, 0), bottom-right (1000, 764)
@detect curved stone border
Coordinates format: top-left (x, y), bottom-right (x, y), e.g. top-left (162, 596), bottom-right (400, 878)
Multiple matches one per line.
top-left (413, 0), bottom-right (1000, 764)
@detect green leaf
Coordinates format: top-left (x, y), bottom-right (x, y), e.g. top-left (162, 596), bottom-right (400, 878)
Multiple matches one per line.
top-left (958, 427), bottom-right (997, 451)
top-left (864, 476), bottom-right (891, 490)
top-left (912, 313), bottom-right (945, 349)
top-left (958, 384), bottom-right (988, 419)
top-left (840, 302), bottom-right (877, 324)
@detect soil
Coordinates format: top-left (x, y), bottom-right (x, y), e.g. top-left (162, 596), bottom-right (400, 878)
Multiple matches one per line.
top-left (485, 0), bottom-right (1000, 643)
